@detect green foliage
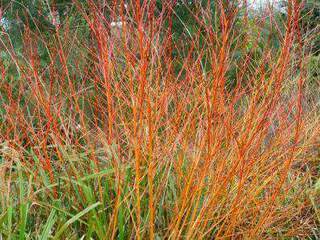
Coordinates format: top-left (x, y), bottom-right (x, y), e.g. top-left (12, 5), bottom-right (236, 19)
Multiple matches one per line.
top-left (280, 0), bottom-right (319, 54)
top-left (300, 0), bottom-right (320, 55)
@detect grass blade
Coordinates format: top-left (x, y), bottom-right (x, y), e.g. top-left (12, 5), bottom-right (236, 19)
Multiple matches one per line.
top-left (53, 202), bottom-right (101, 239)
top-left (39, 209), bottom-right (57, 240)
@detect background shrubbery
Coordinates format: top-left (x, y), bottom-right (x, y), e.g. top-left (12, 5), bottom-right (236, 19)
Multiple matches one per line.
top-left (0, 0), bottom-right (319, 239)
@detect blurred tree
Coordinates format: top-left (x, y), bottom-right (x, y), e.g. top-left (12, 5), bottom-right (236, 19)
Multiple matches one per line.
top-left (300, 0), bottom-right (319, 55)
top-left (0, 0), bottom-right (90, 32)
top-left (279, 0), bottom-right (319, 54)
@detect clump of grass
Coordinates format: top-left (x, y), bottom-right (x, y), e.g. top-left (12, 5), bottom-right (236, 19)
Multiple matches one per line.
top-left (0, 0), bottom-right (319, 239)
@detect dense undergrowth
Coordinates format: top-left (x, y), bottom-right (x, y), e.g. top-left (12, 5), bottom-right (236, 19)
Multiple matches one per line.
top-left (0, 0), bottom-right (319, 239)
